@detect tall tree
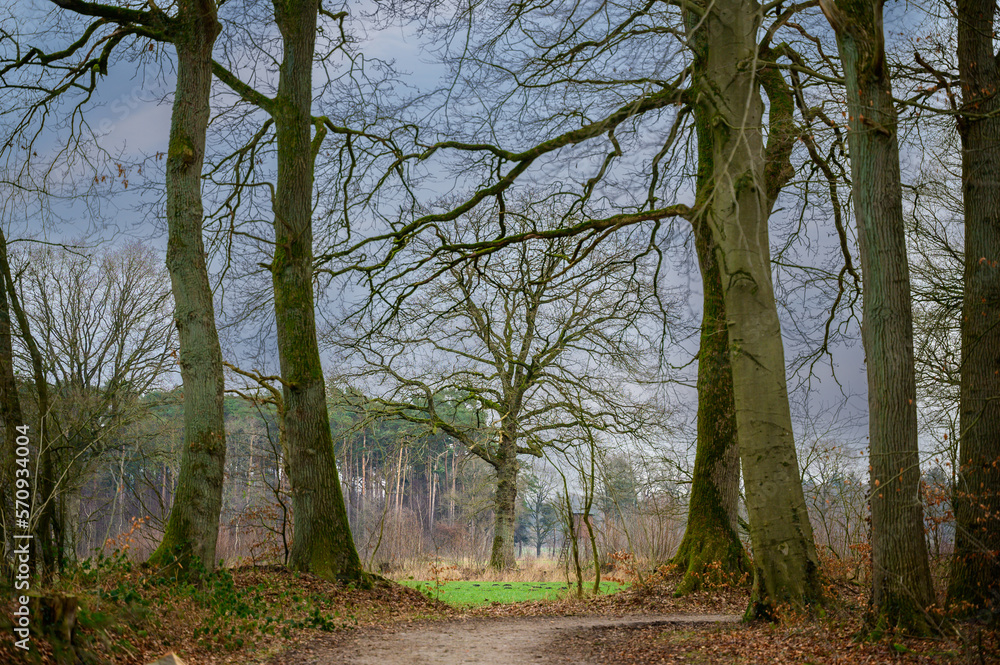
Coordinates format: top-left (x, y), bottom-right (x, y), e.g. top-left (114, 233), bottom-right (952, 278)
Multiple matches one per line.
top-left (521, 470), bottom-right (558, 557)
top-left (949, 0), bottom-right (1000, 612)
top-left (270, 0), bottom-right (363, 582)
top-left (17, 242), bottom-right (174, 564)
top-left (693, 0), bottom-right (822, 618)
top-left (671, 10), bottom-right (746, 593)
top-left (20, 0), bottom-right (230, 573)
top-left (147, 0), bottom-right (227, 575)
top-left (0, 239), bottom-right (23, 574)
top-left (0, 227), bottom-right (57, 574)
top-left (325, 0), bottom-right (827, 614)
top-left (820, 0), bottom-right (937, 633)
top-left (212, 0), bottom-right (365, 582)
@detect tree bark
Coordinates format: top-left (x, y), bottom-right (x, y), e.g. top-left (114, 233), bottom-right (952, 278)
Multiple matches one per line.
top-left (672, 91), bottom-right (747, 594)
top-left (272, 0), bottom-right (364, 583)
top-left (0, 228), bottom-right (58, 575)
top-left (0, 267), bottom-right (23, 573)
top-left (820, 0), bottom-right (937, 633)
top-left (949, 0), bottom-right (1000, 612)
top-left (147, 0), bottom-right (227, 575)
top-left (489, 432), bottom-right (518, 570)
top-left (693, 0), bottom-right (822, 619)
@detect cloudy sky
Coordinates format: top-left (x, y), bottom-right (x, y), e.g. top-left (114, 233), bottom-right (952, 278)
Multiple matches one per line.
top-left (0, 0), bottom-right (903, 470)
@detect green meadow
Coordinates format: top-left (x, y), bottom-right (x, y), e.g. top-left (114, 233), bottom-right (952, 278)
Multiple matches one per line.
top-left (398, 580), bottom-right (626, 607)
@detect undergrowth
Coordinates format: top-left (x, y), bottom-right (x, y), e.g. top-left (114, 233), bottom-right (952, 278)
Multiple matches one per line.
top-left (0, 550), bottom-right (450, 665)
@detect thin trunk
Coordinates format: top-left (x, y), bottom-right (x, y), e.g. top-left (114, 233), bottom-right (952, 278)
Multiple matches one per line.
top-left (450, 448), bottom-right (456, 521)
top-left (0, 273), bottom-right (23, 572)
top-left (429, 454), bottom-right (436, 533)
top-left (1, 228), bottom-right (57, 576)
top-left (61, 491), bottom-right (80, 564)
top-left (584, 441), bottom-right (600, 595)
top-left (148, 0), bottom-right (226, 576)
top-left (820, 0), bottom-right (936, 633)
top-left (949, 0), bottom-right (1000, 612)
top-left (360, 447), bottom-right (366, 520)
top-left (271, 0), bottom-right (363, 584)
top-left (160, 464), bottom-right (167, 515)
top-left (696, 0), bottom-right (821, 618)
top-left (394, 447), bottom-right (403, 514)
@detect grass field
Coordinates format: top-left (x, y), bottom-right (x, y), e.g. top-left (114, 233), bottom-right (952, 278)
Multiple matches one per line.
top-left (398, 580), bottom-right (626, 607)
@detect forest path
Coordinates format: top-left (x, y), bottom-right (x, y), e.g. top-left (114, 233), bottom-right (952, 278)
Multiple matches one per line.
top-left (273, 614), bottom-right (739, 664)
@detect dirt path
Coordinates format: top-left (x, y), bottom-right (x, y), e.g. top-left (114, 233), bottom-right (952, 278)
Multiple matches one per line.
top-left (277, 614), bottom-right (739, 665)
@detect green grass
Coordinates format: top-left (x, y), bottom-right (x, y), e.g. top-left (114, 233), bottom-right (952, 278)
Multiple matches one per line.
top-left (398, 580), bottom-right (626, 607)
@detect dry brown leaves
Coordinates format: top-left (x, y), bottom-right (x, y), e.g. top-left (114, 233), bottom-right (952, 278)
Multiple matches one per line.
top-left (555, 617), bottom-right (998, 665)
top-left (0, 565), bottom-right (455, 665)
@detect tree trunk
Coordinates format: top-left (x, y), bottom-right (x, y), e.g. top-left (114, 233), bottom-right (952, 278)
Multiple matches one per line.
top-left (673, 25), bottom-right (748, 591)
top-left (489, 433), bottom-right (518, 570)
top-left (949, 0), bottom-right (1000, 613)
top-left (673, 203), bottom-right (748, 594)
top-left (0, 271), bottom-right (23, 573)
top-left (820, 0), bottom-right (936, 634)
top-left (1, 228), bottom-right (58, 576)
top-left (59, 491), bottom-right (81, 565)
top-left (147, 0), bottom-right (227, 575)
top-left (272, 0), bottom-right (364, 584)
top-left (695, 0), bottom-right (822, 619)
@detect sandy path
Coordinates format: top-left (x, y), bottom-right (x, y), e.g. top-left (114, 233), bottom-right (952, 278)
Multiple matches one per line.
top-left (304, 614), bottom-right (738, 665)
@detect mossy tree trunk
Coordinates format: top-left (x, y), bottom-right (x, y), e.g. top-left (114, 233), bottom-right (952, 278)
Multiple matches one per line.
top-left (693, 0), bottom-right (822, 619)
top-left (672, 74), bottom-right (747, 593)
top-left (820, 0), bottom-right (937, 634)
top-left (271, 0), bottom-right (364, 583)
top-left (148, 0), bottom-right (227, 575)
top-left (490, 429), bottom-right (519, 570)
top-left (673, 217), bottom-right (747, 594)
top-left (949, 0), bottom-right (1000, 613)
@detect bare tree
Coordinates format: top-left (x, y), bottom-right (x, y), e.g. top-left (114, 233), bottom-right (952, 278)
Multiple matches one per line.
top-left (314, 0), bottom-right (852, 614)
top-left (208, 0), bottom-right (367, 583)
top-left (949, 0), bottom-right (1000, 613)
top-left (336, 202), bottom-right (670, 570)
top-left (0, 237), bottom-right (24, 573)
top-left (687, 0), bottom-right (823, 618)
top-left (14, 241), bottom-right (174, 565)
top-left (521, 466), bottom-right (558, 558)
top-left (820, 0), bottom-right (937, 633)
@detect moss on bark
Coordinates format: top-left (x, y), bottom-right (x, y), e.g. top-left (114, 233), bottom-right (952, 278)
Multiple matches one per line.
top-left (673, 94), bottom-right (748, 596)
top-left (271, 0), bottom-right (364, 585)
top-left (148, 4), bottom-right (226, 576)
